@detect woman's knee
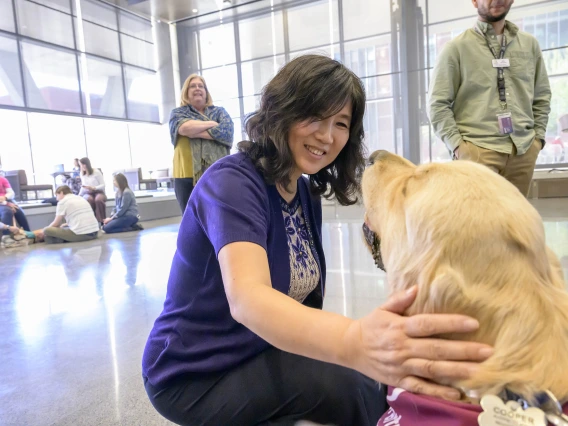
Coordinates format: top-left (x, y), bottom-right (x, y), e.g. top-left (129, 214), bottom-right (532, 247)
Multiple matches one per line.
top-left (94, 195), bottom-right (106, 205)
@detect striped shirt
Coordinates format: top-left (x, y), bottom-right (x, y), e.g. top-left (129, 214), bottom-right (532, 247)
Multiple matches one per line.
top-left (56, 194), bottom-right (99, 235)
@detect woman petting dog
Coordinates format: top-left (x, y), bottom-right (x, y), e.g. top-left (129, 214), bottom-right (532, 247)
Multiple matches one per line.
top-left (363, 150), bottom-right (568, 426)
top-left (142, 55), bottom-right (492, 426)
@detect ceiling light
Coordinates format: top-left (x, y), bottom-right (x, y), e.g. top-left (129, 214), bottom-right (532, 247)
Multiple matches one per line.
top-left (192, 8), bottom-right (198, 13)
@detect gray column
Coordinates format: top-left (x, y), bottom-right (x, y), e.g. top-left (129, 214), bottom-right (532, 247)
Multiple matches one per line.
top-left (391, 0), bottom-right (427, 164)
top-left (154, 19), bottom-right (177, 123)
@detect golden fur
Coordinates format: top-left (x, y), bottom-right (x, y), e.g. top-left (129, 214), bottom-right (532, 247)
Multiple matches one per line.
top-left (361, 150), bottom-right (568, 401)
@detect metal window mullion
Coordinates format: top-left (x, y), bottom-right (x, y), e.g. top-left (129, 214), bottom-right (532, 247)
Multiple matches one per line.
top-left (116, 6), bottom-right (130, 120)
top-left (425, 0), bottom-right (432, 163)
top-left (70, 0), bottom-right (84, 114)
top-left (24, 111), bottom-right (37, 184)
top-left (196, 30), bottom-right (203, 73)
top-left (283, 9), bottom-right (290, 63)
top-left (12, 0), bottom-right (29, 109)
top-left (234, 21), bottom-right (245, 122)
top-left (337, 0), bottom-right (345, 62)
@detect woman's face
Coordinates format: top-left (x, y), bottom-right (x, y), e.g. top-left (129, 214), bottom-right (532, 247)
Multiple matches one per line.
top-left (80, 162), bottom-right (87, 171)
top-left (287, 101), bottom-right (352, 179)
top-left (187, 78), bottom-right (206, 107)
top-left (113, 179), bottom-right (118, 189)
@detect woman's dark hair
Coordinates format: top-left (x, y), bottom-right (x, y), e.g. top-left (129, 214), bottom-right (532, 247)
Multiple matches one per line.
top-left (239, 54), bottom-right (367, 206)
top-left (114, 173), bottom-right (129, 194)
top-left (79, 157), bottom-right (94, 176)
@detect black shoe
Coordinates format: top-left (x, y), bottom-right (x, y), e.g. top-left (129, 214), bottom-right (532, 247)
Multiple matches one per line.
top-left (131, 223), bottom-right (144, 231)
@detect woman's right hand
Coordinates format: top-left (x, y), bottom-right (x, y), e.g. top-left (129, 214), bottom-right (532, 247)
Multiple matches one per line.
top-left (344, 286), bottom-right (493, 400)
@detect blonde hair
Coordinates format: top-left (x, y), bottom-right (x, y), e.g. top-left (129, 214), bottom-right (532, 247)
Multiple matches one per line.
top-left (180, 74), bottom-right (213, 107)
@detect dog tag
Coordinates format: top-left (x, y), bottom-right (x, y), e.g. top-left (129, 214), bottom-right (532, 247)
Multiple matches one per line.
top-left (492, 58), bottom-right (510, 68)
top-left (478, 395), bottom-right (547, 426)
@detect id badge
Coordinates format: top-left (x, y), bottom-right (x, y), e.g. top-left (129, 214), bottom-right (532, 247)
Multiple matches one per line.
top-left (497, 112), bottom-right (513, 134)
top-left (492, 58), bottom-right (510, 68)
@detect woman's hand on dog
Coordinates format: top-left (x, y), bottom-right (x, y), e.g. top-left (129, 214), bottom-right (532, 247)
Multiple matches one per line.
top-left (343, 286), bottom-right (494, 401)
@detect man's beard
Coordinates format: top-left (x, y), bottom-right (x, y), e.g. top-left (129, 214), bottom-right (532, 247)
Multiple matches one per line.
top-left (478, 4), bottom-right (511, 22)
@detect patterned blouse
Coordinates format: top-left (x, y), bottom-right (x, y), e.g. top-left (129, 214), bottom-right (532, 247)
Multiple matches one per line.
top-left (280, 193), bottom-right (320, 303)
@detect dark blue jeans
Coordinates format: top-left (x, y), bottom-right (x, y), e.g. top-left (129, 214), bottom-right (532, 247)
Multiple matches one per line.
top-left (0, 204), bottom-right (30, 232)
top-left (103, 215), bottom-right (138, 234)
top-left (0, 205), bottom-right (14, 235)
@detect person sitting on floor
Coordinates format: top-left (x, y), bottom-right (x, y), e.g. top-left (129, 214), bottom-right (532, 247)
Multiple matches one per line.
top-left (78, 157), bottom-right (107, 225)
top-left (102, 173), bottom-right (143, 234)
top-left (43, 185), bottom-right (99, 244)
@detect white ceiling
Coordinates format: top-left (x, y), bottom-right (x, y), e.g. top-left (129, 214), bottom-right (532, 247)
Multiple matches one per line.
top-left (106, 0), bottom-right (267, 23)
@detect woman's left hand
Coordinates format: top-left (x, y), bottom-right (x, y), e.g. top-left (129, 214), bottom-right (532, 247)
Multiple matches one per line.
top-left (344, 287), bottom-right (493, 401)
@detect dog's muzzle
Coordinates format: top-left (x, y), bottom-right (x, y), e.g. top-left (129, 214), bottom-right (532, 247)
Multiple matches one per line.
top-left (362, 223), bottom-right (386, 272)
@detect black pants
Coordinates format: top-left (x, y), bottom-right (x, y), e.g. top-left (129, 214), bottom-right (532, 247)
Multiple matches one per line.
top-left (144, 347), bottom-right (387, 426)
top-left (174, 178), bottom-right (194, 214)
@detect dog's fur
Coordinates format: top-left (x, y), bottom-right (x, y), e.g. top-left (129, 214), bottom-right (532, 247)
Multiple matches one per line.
top-left (362, 150), bottom-right (568, 401)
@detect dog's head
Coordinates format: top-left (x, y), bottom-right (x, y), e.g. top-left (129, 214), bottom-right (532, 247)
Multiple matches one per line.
top-left (361, 150), bottom-right (568, 400)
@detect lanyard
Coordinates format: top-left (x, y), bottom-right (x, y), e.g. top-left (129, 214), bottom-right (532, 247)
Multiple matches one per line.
top-left (475, 27), bottom-right (508, 106)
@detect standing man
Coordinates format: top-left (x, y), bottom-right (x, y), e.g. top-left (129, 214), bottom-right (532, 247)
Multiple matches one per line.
top-left (43, 185), bottom-right (99, 244)
top-left (428, 0), bottom-right (551, 196)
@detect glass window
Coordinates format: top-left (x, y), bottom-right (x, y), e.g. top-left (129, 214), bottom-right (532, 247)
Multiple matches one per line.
top-left (545, 75), bottom-right (568, 140)
top-left (17, 0), bottom-right (75, 49)
top-left (560, 10), bottom-right (568, 47)
top-left (290, 44), bottom-right (339, 59)
top-left (232, 117), bottom-right (243, 152)
top-left (202, 65), bottom-right (239, 101)
top-left (0, 35), bottom-right (25, 107)
top-left (215, 98), bottom-right (240, 119)
top-left (363, 75), bottom-right (393, 100)
top-left (428, 0), bottom-right (473, 23)
top-left (364, 100), bottom-right (395, 153)
top-left (543, 48), bottom-right (568, 76)
top-left (239, 13), bottom-right (285, 61)
top-left (27, 113), bottom-right (86, 185)
top-left (343, 0), bottom-right (390, 40)
top-left (0, 0), bottom-right (15, 33)
top-left (124, 66), bottom-right (160, 122)
top-left (118, 11), bottom-right (152, 42)
top-left (21, 41), bottom-right (82, 113)
top-left (80, 0), bottom-right (117, 30)
top-left (344, 35), bottom-right (391, 78)
top-left (81, 20), bottom-right (120, 61)
top-left (120, 34), bottom-right (154, 69)
top-left (0, 110), bottom-right (34, 182)
top-left (241, 56), bottom-right (285, 96)
top-left (287, 0), bottom-right (339, 52)
top-left (199, 23), bottom-right (236, 68)
top-left (83, 56), bottom-right (125, 118)
top-left (83, 118), bottom-right (130, 193)
top-left (242, 95), bottom-right (260, 117)
top-left (128, 122), bottom-right (172, 174)
top-left (37, 0), bottom-right (71, 14)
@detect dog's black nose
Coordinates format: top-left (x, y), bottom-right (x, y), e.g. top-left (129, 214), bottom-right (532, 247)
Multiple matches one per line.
top-left (368, 150), bottom-right (389, 165)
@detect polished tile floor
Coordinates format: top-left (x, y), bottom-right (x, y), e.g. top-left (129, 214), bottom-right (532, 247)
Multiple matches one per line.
top-left (1, 199), bottom-right (567, 425)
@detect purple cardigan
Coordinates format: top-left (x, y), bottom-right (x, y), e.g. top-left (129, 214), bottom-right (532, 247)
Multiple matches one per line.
top-left (142, 153), bottom-right (326, 389)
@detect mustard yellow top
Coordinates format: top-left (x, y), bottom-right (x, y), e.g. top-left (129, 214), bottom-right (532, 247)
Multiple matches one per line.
top-left (173, 135), bottom-right (194, 179)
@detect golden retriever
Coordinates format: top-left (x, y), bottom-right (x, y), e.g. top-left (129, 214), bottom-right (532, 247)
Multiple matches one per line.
top-left (361, 150), bottom-right (568, 405)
